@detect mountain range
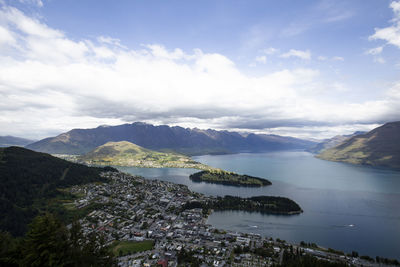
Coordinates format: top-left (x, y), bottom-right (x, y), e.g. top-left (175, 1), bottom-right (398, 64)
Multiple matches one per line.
top-left (26, 122), bottom-right (317, 155)
top-left (308, 131), bottom-right (366, 154)
top-left (318, 121), bottom-right (400, 169)
top-left (0, 135), bottom-right (35, 147)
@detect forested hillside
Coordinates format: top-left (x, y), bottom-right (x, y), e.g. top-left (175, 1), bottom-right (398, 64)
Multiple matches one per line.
top-left (0, 146), bottom-right (114, 236)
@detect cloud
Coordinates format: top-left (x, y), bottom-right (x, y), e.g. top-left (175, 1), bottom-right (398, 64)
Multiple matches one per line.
top-left (280, 1), bottom-right (354, 38)
top-left (17, 0), bottom-right (43, 7)
top-left (374, 57), bottom-right (386, 64)
top-left (366, 46), bottom-right (384, 55)
top-left (0, 25), bottom-right (15, 46)
top-left (251, 47), bottom-right (277, 65)
top-left (318, 56), bottom-right (344, 62)
top-left (332, 56), bottom-right (344, 61)
top-left (365, 46), bottom-right (385, 63)
top-left (255, 55), bottom-right (266, 64)
top-left (369, 1), bottom-right (400, 49)
top-left (0, 5), bottom-right (399, 139)
top-left (323, 11), bottom-right (353, 23)
top-left (280, 49), bottom-right (311, 60)
top-left (261, 47), bottom-right (278, 55)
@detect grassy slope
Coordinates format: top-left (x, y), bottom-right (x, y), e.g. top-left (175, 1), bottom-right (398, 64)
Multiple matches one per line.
top-left (78, 141), bottom-right (212, 170)
top-left (317, 122), bottom-right (400, 169)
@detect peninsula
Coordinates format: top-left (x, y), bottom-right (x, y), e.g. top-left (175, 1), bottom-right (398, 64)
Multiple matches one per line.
top-left (189, 170), bottom-right (271, 187)
top-left (184, 195), bottom-right (303, 215)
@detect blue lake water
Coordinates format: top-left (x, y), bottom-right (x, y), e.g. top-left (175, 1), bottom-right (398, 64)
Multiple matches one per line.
top-left (117, 151), bottom-right (400, 259)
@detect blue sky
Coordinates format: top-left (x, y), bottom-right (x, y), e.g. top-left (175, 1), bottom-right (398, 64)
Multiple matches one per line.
top-left (1, 0), bottom-right (400, 139)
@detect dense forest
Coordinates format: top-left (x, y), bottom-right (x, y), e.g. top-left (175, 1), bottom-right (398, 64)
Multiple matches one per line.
top-left (183, 195), bottom-right (302, 215)
top-left (0, 147), bottom-right (116, 236)
top-left (0, 213), bottom-right (116, 267)
top-left (190, 170), bottom-right (271, 187)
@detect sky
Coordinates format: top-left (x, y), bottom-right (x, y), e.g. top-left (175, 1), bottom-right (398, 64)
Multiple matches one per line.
top-left (0, 0), bottom-right (400, 140)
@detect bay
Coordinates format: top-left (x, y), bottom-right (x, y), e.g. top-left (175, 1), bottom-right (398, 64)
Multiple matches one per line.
top-left (117, 151), bottom-right (400, 259)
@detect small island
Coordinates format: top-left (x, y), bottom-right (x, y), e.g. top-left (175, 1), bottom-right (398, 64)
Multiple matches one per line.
top-left (184, 195), bottom-right (303, 215)
top-left (189, 170), bottom-right (271, 187)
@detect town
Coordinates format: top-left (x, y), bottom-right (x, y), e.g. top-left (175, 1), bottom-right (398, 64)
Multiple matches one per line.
top-left (68, 171), bottom-right (397, 267)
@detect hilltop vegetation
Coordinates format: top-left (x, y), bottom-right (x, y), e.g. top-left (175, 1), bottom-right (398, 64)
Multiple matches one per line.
top-left (318, 122), bottom-right (400, 169)
top-left (0, 146), bottom-right (115, 236)
top-left (190, 170), bottom-right (271, 187)
top-left (76, 141), bottom-right (212, 170)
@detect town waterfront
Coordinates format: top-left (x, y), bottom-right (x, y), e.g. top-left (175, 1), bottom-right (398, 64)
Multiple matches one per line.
top-left (118, 151), bottom-right (400, 259)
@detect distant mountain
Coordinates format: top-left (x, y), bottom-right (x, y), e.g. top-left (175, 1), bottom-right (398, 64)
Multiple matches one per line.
top-left (308, 131), bottom-right (366, 154)
top-left (0, 135), bottom-right (35, 147)
top-left (317, 122), bottom-right (400, 169)
top-left (78, 141), bottom-right (211, 169)
top-left (26, 122), bottom-right (317, 155)
top-left (0, 146), bottom-right (113, 236)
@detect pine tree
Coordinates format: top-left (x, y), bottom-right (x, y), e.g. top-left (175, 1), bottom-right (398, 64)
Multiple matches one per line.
top-left (22, 213), bottom-right (70, 267)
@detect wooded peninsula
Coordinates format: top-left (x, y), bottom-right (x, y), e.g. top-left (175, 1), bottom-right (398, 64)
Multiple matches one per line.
top-left (189, 170), bottom-right (272, 187)
top-left (184, 195), bottom-right (303, 215)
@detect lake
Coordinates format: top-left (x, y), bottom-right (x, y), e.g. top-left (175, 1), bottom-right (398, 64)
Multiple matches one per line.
top-left (117, 151), bottom-right (400, 259)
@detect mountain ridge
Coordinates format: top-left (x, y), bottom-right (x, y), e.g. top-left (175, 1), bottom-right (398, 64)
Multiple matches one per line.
top-left (0, 135), bottom-right (35, 147)
top-left (308, 131), bottom-right (366, 154)
top-left (317, 121), bottom-right (400, 169)
top-left (26, 122), bottom-right (317, 155)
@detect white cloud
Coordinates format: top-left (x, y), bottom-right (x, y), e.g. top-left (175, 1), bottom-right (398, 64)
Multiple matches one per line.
top-left (255, 55), bottom-right (266, 64)
top-left (318, 56), bottom-right (344, 62)
top-left (374, 57), bottom-right (386, 64)
top-left (261, 47), bottom-right (278, 55)
top-left (17, 0), bottom-right (43, 7)
top-left (331, 82), bottom-right (348, 92)
top-left (97, 35), bottom-right (126, 49)
top-left (323, 11), bottom-right (353, 23)
top-left (0, 25), bottom-right (15, 46)
top-left (369, 1), bottom-right (400, 49)
top-left (365, 46), bottom-right (385, 63)
top-left (332, 56), bottom-right (344, 61)
top-left (1, 7), bottom-right (61, 38)
top-left (366, 46), bottom-right (383, 55)
top-left (259, 124), bottom-right (379, 140)
top-left (390, 1), bottom-right (400, 17)
top-left (0, 6), bottom-right (398, 139)
top-left (280, 49), bottom-right (311, 60)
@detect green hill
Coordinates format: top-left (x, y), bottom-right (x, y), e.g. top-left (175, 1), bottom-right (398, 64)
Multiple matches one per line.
top-left (0, 146), bottom-right (113, 236)
top-left (78, 141), bottom-right (212, 169)
top-left (317, 121), bottom-right (400, 169)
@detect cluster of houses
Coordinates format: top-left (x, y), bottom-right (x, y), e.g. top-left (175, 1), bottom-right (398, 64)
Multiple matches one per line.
top-left (67, 171), bottom-right (384, 267)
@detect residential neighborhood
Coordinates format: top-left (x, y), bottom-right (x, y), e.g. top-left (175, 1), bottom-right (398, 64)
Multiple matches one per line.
top-left (66, 172), bottom-right (393, 267)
